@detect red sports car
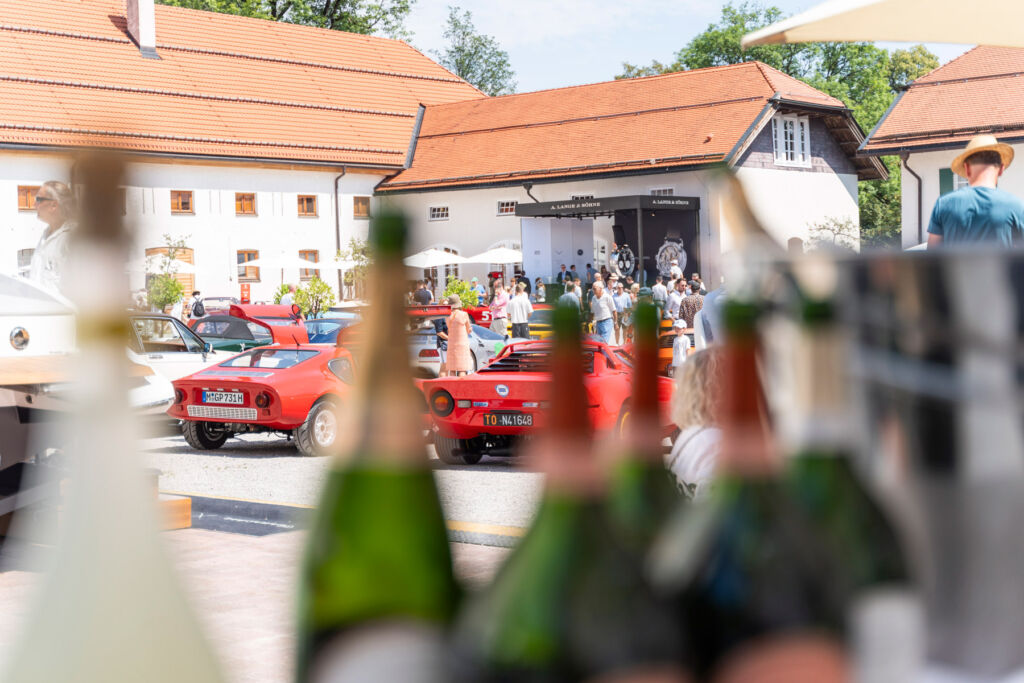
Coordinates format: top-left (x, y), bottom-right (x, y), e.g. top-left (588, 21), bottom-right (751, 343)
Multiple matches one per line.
top-left (168, 307), bottom-right (352, 457)
top-left (420, 340), bottom-right (675, 465)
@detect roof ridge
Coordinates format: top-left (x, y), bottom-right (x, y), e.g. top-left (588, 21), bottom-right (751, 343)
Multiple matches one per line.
top-left (419, 95), bottom-right (765, 139)
top-left (915, 45), bottom-right (983, 83)
top-left (752, 61), bottom-right (840, 103)
top-left (425, 61), bottom-right (766, 110)
top-left (0, 74), bottom-right (416, 118)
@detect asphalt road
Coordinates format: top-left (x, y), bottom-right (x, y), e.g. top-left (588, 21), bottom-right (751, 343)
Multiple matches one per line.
top-left (143, 431), bottom-right (546, 531)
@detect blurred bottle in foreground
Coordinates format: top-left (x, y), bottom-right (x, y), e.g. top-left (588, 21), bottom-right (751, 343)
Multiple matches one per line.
top-left (606, 302), bottom-right (679, 552)
top-left (295, 212), bottom-right (459, 682)
top-left (650, 298), bottom-right (847, 682)
top-left (784, 292), bottom-right (923, 683)
top-left (452, 305), bottom-right (691, 682)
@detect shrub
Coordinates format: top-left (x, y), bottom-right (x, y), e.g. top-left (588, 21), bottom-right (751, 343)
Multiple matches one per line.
top-left (295, 277), bottom-right (336, 318)
top-left (442, 274), bottom-right (479, 307)
top-left (272, 283), bottom-right (290, 304)
top-left (147, 273), bottom-right (184, 312)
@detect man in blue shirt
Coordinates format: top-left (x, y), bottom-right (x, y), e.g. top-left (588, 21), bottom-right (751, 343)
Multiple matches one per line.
top-left (928, 135), bottom-right (1024, 248)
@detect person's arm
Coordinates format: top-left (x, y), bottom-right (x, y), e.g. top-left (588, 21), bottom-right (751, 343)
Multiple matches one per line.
top-left (927, 234), bottom-right (943, 249)
top-left (926, 197), bottom-right (945, 249)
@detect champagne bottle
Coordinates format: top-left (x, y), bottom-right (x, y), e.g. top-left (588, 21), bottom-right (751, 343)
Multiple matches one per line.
top-left (651, 299), bottom-right (848, 682)
top-left (295, 211), bottom-right (459, 682)
top-left (784, 295), bottom-right (923, 683)
top-left (452, 305), bottom-right (691, 682)
top-left (607, 302), bottom-right (679, 552)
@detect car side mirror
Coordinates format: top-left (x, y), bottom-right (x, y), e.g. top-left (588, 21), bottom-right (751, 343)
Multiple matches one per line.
top-left (203, 342), bottom-right (213, 354)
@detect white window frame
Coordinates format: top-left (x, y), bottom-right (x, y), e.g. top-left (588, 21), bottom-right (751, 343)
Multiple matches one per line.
top-left (496, 200), bottom-right (517, 216)
top-left (771, 114), bottom-right (811, 168)
top-left (649, 187), bottom-right (674, 196)
top-left (953, 174), bottom-right (970, 191)
top-left (428, 206), bottom-right (449, 221)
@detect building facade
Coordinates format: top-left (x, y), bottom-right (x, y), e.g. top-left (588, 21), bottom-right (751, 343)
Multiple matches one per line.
top-left (861, 46), bottom-right (1024, 248)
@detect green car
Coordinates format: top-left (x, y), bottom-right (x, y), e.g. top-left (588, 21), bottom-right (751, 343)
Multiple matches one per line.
top-left (188, 315), bottom-right (274, 352)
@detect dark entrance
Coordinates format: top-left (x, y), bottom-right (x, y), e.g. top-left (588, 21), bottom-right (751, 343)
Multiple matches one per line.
top-left (516, 195), bottom-right (701, 285)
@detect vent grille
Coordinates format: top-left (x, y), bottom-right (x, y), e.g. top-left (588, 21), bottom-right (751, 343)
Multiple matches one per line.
top-left (480, 351), bottom-right (594, 374)
top-left (187, 405), bottom-right (257, 421)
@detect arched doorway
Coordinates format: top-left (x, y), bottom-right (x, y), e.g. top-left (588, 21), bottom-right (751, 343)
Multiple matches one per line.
top-left (145, 245), bottom-right (195, 311)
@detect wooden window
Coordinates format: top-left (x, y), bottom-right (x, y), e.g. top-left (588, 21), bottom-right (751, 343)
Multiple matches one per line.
top-left (299, 249), bottom-right (320, 281)
top-left (497, 200), bottom-right (517, 216)
top-left (170, 190), bottom-right (194, 214)
top-left (353, 195), bottom-right (371, 219)
top-left (237, 249), bottom-right (260, 281)
top-left (18, 185), bottom-right (40, 211)
top-left (298, 195), bottom-right (318, 217)
top-left (235, 192), bottom-right (256, 216)
top-left (428, 206), bottom-right (449, 221)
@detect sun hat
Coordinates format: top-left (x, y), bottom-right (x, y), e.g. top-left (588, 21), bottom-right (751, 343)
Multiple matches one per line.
top-left (447, 294), bottom-right (463, 308)
top-left (673, 319), bottom-right (687, 329)
top-left (951, 134), bottom-right (1014, 178)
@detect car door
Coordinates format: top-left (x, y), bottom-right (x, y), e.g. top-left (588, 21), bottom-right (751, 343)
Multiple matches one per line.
top-left (130, 316), bottom-right (222, 381)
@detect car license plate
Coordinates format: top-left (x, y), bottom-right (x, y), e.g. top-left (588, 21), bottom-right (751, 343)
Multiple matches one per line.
top-left (482, 412), bottom-right (532, 427)
top-left (202, 391), bottom-right (244, 405)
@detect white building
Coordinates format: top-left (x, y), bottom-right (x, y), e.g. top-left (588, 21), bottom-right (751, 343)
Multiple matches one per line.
top-left (860, 46), bottom-right (1024, 248)
top-left (0, 0), bottom-right (480, 303)
top-left (379, 61), bottom-right (883, 287)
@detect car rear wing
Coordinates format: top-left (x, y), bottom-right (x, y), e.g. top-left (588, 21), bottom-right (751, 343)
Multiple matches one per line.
top-left (228, 304), bottom-right (309, 345)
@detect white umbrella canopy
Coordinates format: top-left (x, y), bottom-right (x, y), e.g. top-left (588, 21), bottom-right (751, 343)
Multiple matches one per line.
top-left (403, 248), bottom-right (468, 269)
top-left (465, 247), bottom-right (523, 264)
top-left (742, 0), bottom-right (1024, 48)
top-left (126, 255), bottom-right (196, 274)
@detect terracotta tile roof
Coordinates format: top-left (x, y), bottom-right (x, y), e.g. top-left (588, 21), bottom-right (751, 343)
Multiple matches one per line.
top-left (0, 0), bottom-right (483, 166)
top-left (862, 46), bottom-right (1024, 155)
top-left (379, 61), bottom-right (853, 192)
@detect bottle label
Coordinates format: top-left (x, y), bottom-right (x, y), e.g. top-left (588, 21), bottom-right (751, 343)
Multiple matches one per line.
top-left (850, 588), bottom-right (925, 683)
top-left (712, 634), bottom-right (848, 683)
top-left (308, 621), bottom-right (448, 683)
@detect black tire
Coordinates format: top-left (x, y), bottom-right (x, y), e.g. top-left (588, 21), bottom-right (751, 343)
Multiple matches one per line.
top-left (461, 450), bottom-right (483, 465)
top-left (182, 420), bottom-right (231, 450)
top-left (616, 402), bottom-right (631, 439)
top-left (434, 434), bottom-right (464, 465)
top-left (295, 398), bottom-right (341, 457)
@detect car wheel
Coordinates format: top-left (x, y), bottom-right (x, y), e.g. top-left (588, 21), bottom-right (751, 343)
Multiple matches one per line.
top-left (616, 402), bottom-right (631, 439)
top-left (461, 450), bottom-right (483, 465)
top-left (435, 434), bottom-right (470, 465)
top-left (182, 420), bottom-right (231, 450)
top-left (472, 353), bottom-right (479, 373)
top-left (296, 398), bottom-right (341, 457)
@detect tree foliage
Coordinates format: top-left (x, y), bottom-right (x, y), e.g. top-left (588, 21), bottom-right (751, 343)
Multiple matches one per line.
top-left (617, 2), bottom-right (940, 245)
top-left (157, 0), bottom-right (414, 38)
top-left (442, 274), bottom-right (479, 308)
top-left (433, 6), bottom-right (515, 96)
top-left (295, 276), bottom-right (337, 317)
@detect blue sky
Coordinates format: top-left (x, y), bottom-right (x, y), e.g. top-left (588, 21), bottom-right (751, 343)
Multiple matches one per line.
top-left (405, 0), bottom-right (972, 94)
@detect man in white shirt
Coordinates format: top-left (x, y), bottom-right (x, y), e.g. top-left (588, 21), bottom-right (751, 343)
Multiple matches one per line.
top-left (508, 282), bottom-right (534, 339)
top-left (612, 282), bottom-right (632, 345)
top-left (651, 275), bottom-right (668, 316)
top-left (666, 279), bottom-right (686, 319)
top-left (28, 180), bottom-right (76, 296)
top-left (590, 281), bottom-right (616, 345)
top-left (280, 283), bottom-right (297, 306)
top-left (669, 258), bottom-right (683, 282)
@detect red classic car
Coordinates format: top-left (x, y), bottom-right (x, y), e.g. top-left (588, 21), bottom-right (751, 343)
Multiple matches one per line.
top-left (168, 305), bottom-right (349, 457)
top-left (420, 340), bottom-right (675, 465)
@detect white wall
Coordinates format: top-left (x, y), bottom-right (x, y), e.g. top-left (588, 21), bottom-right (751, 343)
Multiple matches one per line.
top-left (899, 146), bottom-right (1024, 249)
top-left (0, 151), bottom-right (385, 302)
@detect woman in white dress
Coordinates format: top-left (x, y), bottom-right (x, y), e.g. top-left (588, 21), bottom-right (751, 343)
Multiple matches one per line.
top-left (665, 347), bottom-right (723, 499)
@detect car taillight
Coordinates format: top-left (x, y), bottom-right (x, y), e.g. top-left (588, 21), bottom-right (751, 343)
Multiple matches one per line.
top-left (174, 389), bottom-right (185, 404)
top-left (419, 348), bottom-right (440, 358)
top-left (430, 390), bottom-right (454, 417)
top-left (255, 392), bottom-right (271, 408)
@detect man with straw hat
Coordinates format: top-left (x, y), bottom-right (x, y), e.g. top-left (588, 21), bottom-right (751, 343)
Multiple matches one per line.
top-left (928, 135), bottom-right (1024, 248)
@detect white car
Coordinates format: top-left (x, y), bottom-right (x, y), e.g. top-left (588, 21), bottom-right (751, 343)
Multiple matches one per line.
top-left (128, 313), bottom-right (227, 382)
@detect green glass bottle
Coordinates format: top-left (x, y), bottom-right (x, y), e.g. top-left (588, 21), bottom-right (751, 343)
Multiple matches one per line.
top-left (452, 305), bottom-right (691, 682)
top-left (784, 296), bottom-right (923, 683)
top-left (651, 299), bottom-right (849, 682)
top-left (295, 212), bottom-right (459, 683)
top-left (607, 302), bottom-right (680, 553)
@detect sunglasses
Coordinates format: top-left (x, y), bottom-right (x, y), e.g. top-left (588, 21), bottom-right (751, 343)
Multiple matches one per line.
top-left (34, 196), bottom-right (55, 204)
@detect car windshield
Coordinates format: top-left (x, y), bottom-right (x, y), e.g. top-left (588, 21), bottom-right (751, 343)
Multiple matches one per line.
top-left (259, 317), bottom-right (297, 327)
top-left (220, 348), bottom-right (318, 369)
top-left (528, 309), bottom-right (552, 324)
top-left (471, 324), bottom-right (503, 341)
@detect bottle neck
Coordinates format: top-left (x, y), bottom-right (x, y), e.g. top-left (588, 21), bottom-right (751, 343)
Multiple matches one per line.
top-left (717, 331), bottom-right (778, 477)
top-left (623, 304), bottom-right (664, 461)
top-left (789, 323), bottom-right (855, 457)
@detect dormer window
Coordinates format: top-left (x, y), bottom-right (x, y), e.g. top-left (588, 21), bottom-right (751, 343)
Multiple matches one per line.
top-left (772, 114), bottom-right (811, 167)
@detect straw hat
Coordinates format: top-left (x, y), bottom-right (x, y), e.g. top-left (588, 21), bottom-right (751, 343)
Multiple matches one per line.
top-left (447, 294), bottom-right (463, 308)
top-left (951, 135), bottom-right (1014, 178)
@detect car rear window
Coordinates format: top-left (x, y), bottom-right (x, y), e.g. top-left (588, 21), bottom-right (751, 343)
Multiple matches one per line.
top-left (220, 349), bottom-right (318, 369)
top-left (258, 317), bottom-right (298, 327)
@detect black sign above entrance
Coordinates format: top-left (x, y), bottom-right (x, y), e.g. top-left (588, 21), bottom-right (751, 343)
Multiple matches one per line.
top-left (515, 194), bottom-right (699, 218)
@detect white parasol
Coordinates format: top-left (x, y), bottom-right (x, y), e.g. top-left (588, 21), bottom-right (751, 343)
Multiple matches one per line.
top-left (403, 248), bottom-right (469, 269)
top-left (465, 247), bottom-right (523, 264)
top-left (126, 255), bottom-right (196, 274)
top-left (742, 0), bottom-right (1024, 48)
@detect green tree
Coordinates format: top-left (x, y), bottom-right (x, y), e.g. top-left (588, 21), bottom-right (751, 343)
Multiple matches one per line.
top-left (339, 237), bottom-right (371, 300)
top-left (294, 276), bottom-right (337, 317)
top-left (157, 0), bottom-right (414, 38)
top-left (433, 6), bottom-right (515, 96)
top-left (616, 1), bottom-right (940, 246)
top-left (146, 234), bottom-right (189, 311)
top-left (442, 274), bottom-right (479, 308)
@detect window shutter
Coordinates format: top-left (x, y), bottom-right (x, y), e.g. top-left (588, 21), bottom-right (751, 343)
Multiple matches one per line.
top-left (939, 168), bottom-right (954, 196)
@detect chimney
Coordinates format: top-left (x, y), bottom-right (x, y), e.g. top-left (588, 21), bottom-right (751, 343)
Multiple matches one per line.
top-left (126, 0), bottom-right (159, 59)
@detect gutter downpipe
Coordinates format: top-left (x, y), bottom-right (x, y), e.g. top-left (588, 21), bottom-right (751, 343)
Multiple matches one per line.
top-left (334, 166), bottom-right (347, 299)
top-left (900, 153), bottom-right (923, 244)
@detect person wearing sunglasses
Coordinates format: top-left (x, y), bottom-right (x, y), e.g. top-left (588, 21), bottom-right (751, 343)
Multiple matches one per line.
top-left (28, 180), bottom-right (76, 295)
